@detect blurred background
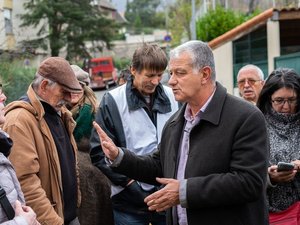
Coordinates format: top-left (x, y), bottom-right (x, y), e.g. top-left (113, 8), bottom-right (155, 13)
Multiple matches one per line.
top-left (0, 0), bottom-right (299, 102)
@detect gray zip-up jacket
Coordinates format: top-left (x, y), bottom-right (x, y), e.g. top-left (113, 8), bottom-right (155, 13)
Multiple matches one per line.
top-left (0, 152), bottom-right (27, 225)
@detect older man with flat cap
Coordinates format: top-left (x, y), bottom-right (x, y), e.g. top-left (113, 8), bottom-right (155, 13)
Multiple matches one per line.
top-left (3, 57), bottom-right (82, 225)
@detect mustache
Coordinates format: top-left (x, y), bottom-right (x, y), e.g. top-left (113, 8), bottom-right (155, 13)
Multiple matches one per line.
top-left (56, 100), bottom-right (68, 108)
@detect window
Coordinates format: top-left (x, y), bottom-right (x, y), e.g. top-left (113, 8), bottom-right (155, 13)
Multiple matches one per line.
top-left (233, 26), bottom-right (268, 87)
top-left (4, 8), bottom-right (13, 34)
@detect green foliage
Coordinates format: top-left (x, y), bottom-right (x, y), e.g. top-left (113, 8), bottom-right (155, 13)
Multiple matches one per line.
top-left (19, 0), bottom-right (119, 60)
top-left (125, 0), bottom-right (164, 34)
top-left (113, 58), bottom-right (131, 71)
top-left (0, 62), bottom-right (35, 103)
top-left (196, 5), bottom-right (259, 42)
top-left (152, 12), bottom-right (166, 29)
top-left (168, 0), bottom-right (201, 46)
top-left (112, 33), bottom-right (126, 41)
top-left (133, 15), bottom-right (142, 34)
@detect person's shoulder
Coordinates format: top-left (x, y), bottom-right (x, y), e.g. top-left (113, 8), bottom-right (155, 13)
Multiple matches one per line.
top-left (4, 101), bottom-right (39, 132)
top-left (81, 103), bottom-right (93, 111)
top-left (0, 152), bottom-right (10, 166)
top-left (100, 91), bottom-right (117, 107)
top-left (109, 83), bottom-right (125, 95)
top-left (226, 93), bottom-right (259, 112)
top-left (0, 153), bottom-right (15, 189)
top-left (224, 93), bottom-right (264, 121)
top-left (5, 101), bottom-right (35, 119)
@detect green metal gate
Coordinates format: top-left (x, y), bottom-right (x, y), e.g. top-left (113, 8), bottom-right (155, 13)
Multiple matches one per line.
top-left (274, 52), bottom-right (300, 74)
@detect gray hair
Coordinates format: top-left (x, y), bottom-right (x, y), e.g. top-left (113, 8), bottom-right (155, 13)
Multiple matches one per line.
top-left (237, 64), bottom-right (264, 80)
top-left (169, 40), bottom-right (216, 81)
top-left (32, 73), bottom-right (56, 91)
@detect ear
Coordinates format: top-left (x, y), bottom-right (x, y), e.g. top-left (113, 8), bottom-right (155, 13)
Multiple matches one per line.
top-left (130, 67), bottom-right (136, 77)
top-left (200, 66), bottom-right (212, 84)
top-left (40, 79), bottom-right (49, 94)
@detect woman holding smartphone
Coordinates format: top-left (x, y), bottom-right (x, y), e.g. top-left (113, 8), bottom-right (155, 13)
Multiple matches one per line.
top-left (257, 68), bottom-right (300, 223)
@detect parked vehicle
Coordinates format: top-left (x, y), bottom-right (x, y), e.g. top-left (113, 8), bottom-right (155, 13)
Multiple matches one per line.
top-left (83, 57), bottom-right (117, 89)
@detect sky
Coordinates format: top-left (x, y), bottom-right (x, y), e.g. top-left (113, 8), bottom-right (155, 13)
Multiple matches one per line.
top-left (110, 0), bottom-right (175, 14)
top-left (111, 0), bottom-right (127, 13)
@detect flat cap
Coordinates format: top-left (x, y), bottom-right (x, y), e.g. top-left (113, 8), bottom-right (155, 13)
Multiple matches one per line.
top-left (71, 65), bottom-right (90, 86)
top-left (38, 57), bottom-right (82, 93)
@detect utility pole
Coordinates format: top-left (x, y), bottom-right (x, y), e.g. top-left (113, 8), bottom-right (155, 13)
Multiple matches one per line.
top-left (204, 0), bottom-right (207, 13)
top-left (165, 0), bottom-right (169, 34)
top-left (191, 0), bottom-right (196, 40)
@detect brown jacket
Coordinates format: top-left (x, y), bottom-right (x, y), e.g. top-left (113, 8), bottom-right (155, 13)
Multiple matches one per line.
top-left (3, 85), bottom-right (81, 225)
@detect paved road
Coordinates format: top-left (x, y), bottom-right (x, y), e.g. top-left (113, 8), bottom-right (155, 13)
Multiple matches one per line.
top-left (94, 88), bottom-right (107, 102)
top-left (94, 85), bottom-right (117, 102)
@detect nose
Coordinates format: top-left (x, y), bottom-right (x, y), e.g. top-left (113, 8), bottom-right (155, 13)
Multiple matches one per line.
top-left (151, 76), bottom-right (161, 85)
top-left (0, 93), bottom-right (7, 103)
top-left (282, 100), bottom-right (290, 108)
top-left (63, 92), bottom-right (72, 102)
top-left (244, 80), bottom-right (251, 87)
top-left (168, 74), bottom-right (176, 86)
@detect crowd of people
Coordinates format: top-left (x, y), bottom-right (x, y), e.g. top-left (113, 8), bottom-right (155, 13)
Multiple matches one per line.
top-left (0, 40), bottom-right (300, 225)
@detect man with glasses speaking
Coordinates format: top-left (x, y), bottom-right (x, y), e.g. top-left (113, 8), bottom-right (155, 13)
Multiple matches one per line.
top-left (3, 57), bottom-right (82, 225)
top-left (237, 64), bottom-right (265, 105)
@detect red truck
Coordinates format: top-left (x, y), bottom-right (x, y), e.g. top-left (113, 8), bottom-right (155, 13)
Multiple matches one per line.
top-left (84, 56), bottom-right (117, 89)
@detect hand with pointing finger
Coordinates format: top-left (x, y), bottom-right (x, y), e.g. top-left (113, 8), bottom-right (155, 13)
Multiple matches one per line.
top-left (93, 121), bottom-right (119, 161)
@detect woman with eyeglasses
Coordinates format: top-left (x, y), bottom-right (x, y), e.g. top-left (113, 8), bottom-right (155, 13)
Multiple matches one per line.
top-left (0, 83), bottom-right (40, 225)
top-left (257, 68), bottom-right (300, 223)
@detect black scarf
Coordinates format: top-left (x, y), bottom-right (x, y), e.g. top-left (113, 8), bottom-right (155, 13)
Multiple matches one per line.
top-left (0, 130), bottom-right (13, 157)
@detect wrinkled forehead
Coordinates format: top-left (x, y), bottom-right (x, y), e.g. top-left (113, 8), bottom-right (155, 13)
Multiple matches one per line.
top-left (238, 68), bottom-right (261, 80)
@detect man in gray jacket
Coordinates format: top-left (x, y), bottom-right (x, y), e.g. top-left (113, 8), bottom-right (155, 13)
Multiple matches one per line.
top-left (93, 40), bottom-right (269, 225)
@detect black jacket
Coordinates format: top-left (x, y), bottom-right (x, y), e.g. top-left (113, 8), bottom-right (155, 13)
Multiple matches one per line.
top-left (113, 82), bottom-right (269, 225)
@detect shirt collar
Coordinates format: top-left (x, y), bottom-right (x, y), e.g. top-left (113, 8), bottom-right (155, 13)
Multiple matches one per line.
top-left (184, 88), bottom-right (216, 121)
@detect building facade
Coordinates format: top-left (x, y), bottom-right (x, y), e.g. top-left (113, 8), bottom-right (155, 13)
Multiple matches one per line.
top-left (208, 7), bottom-right (300, 95)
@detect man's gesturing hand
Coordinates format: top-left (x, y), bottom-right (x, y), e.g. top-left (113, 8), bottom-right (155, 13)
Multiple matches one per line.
top-left (144, 177), bottom-right (180, 212)
top-left (93, 121), bottom-right (119, 161)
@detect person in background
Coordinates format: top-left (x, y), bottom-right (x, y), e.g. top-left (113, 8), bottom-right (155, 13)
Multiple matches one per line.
top-left (237, 64), bottom-right (265, 104)
top-left (68, 65), bottom-right (114, 225)
top-left (257, 68), bottom-right (300, 222)
top-left (0, 82), bottom-right (39, 225)
top-left (93, 40), bottom-right (269, 225)
top-left (3, 57), bottom-right (82, 225)
top-left (90, 43), bottom-right (179, 225)
top-left (117, 69), bottom-right (131, 86)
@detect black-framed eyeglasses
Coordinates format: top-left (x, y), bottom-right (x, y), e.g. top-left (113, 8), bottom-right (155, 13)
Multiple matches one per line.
top-left (0, 84), bottom-right (3, 95)
top-left (237, 79), bottom-right (261, 87)
top-left (271, 98), bottom-right (297, 106)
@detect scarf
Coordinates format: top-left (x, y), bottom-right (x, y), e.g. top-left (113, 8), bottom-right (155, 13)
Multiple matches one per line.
top-left (266, 109), bottom-right (300, 212)
top-left (0, 129), bottom-right (13, 157)
top-left (266, 109), bottom-right (300, 165)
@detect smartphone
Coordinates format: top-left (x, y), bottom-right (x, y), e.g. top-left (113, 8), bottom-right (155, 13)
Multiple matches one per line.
top-left (277, 162), bottom-right (295, 172)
